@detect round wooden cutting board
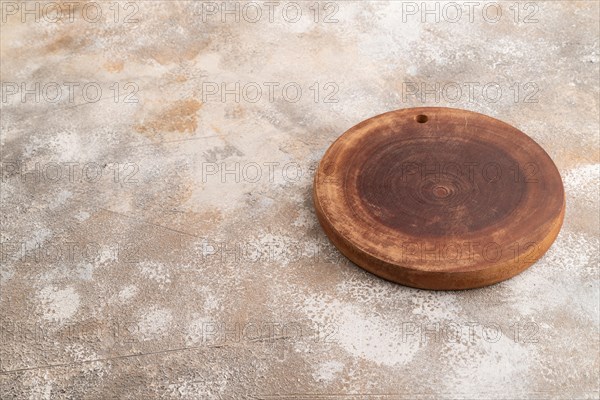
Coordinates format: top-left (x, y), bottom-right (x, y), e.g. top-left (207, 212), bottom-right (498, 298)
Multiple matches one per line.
top-left (313, 107), bottom-right (565, 290)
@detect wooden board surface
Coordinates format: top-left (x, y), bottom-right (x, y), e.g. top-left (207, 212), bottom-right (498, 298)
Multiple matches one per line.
top-left (313, 107), bottom-right (565, 290)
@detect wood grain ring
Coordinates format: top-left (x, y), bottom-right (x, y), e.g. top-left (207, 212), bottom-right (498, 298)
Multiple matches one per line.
top-left (313, 107), bottom-right (565, 290)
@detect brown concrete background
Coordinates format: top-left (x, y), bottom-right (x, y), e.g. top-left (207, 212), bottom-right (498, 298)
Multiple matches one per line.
top-left (0, 1), bottom-right (598, 398)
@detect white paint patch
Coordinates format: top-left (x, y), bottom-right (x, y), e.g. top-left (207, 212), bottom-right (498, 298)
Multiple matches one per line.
top-left (38, 286), bottom-right (80, 322)
top-left (185, 315), bottom-right (215, 346)
top-left (563, 163), bottom-right (599, 204)
top-left (65, 344), bottom-right (106, 377)
top-left (138, 308), bottom-right (173, 339)
top-left (118, 285), bottom-right (138, 302)
top-left (410, 293), bottom-right (462, 321)
top-left (49, 189), bottom-right (72, 209)
top-left (203, 293), bottom-right (220, 312)
top-left (0, 266), bottom-right (15, 284)
top-left (440, 331), bottom-right (532, 394)
top-left (581, 52), bottom-right (599, 64)
top-left (77, 263), bottom-right (93, 281)
top-left (357, 2), bottom-right (423, 61)
top-left (194, 52), bottom-right (222, 72)
top-left (98, 245), bottom-right (118, 264)
top-left (74, 211), bottom-right (90, 222)
top-left (24, 228), bottom-right (52, 261)
top-left (182, 291), bottom-right (221, 345)
top-left (292, 208), bottom-right (313, 228)
top-left (335, 275), bottom-right (464, 322)
top-left (335, 273), bottom-right (407, 303)
top-left (542, 231), bottom-right (598, 276)
top-left (26, 373), bottom-right (54, 400)
top-left (65, 343), bottom-right (99, 363)
top-left (313, 360), bottom-right (344, 383)
top-left (302, 294), bottom-right (421, 366)
top-left (139, 261), bottom-right (172, 286)
top-left (508, 231), bottom-right (599, 318)
top-left (54, 131), bottom-right (85, 162)
top-left (255, 232), bottom-right (298, 267)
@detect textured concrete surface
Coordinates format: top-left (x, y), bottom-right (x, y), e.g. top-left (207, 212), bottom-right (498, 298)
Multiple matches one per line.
top-left (0, 0), bottom-right (599, 398)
